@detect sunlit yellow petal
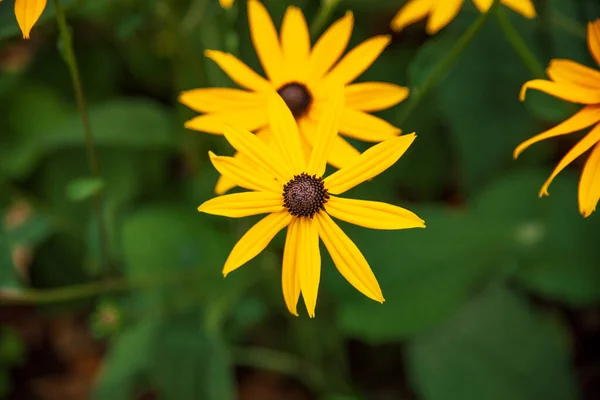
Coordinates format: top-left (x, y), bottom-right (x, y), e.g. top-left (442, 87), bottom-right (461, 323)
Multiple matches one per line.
top-left (298, 218), bottom-right (321, 318)
top-left (501, 0), bottom-right (536, 19)
top-left (248, 0), bottom-right (286, 86)
top-left (282, 219), bottom-right (301, 316)
top-left (219, 0), bottom-right (234, 9)
top-left (472, 0), bottom-right (493, 13)
top-left (540, 123), bottom-right (600, 197)
top-left (326, 196), bottom-right (425, 230)
top-left (308, 12), bottom-right (354, 82)
top-left (546, 59), bottom-right (600, 90)
top-left (426, 0), bottom-right (464, 35)
top-left (300, 118), bottom-right (361, 170)
top-left (344, 82), bottom-right (409, 112)
top-left (520, 79), bottom-right (600, 104)
top-left (514, 105), bottom-right (600, 158)
top-left (339, 108), bottom-right (401, 142)
top-left (184, 108), bottom-right (268, 134)
top-left (316, 212), bottom-right (384, 302)
top-left (390, 0), bottom-right (432, 32)
top-left (281, 6), bottom-right (310, 82)
top-left (268, 92), bottom-right (306, 172)
top-left (324, 134), bottom-right (416, 195)
top-left (205, 50), bottom-right (273, 92)
top-left (14, 0), bottom-right (46, 39)
top-left (179, 88), bottom-right (266, 113)
top-left (589, 20), bottom-right (600, 67)
top-left (209, 151), bottom-right (282, 194)
top-left (579, 142), bottom-right (600, 217)
top-left (223, 211), bottom-right (292, 276)
top-left (198, 191), bottom-right (284, 218)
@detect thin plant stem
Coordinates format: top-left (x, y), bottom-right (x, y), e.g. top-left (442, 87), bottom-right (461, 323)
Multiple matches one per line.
top-left (310, 0), bottom-right (341, 37)
top-left (550, 9), bottom-right (586, 40)
top-left (52, 0), bottom-right (110, 274)
top-left (496, 6), bottom-right (545, 78)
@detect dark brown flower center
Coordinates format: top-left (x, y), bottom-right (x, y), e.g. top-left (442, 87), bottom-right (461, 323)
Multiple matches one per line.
top-left (277, 82), bottom-right (312, 119)
top-left (283, 173), bottom-right (329, 218)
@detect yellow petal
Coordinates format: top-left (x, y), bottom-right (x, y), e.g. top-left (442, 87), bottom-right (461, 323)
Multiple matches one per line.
top-left (281, 6), bottom-right (310, 82)
top-left (247, 0), bottom-right (286, 87)
top-left (579, 141), bottom-right (600, 217)
top-left (205, 50), bottom-right (272, 92)
top-left (209, 151), bottom-right (282, 194)
top-left (322, 35), bottom-right (391, 87)
top-left (267, 92), bottom-right (306, 173)
top-left (307, 88), bottom-right (345, 176)
top-left (326, 196), bottom-right (425, 230)
top-left (546, 59), bottom-right (600, 90)
top-left (540, 123), bottom-right (600, 197)
top-left (282, 219), bottom-right (301, 316)
top-left (390, 0), bottom-right (432, 32)
top-left (514, 105), bottom-right (600, 158)
top-left (316, 212), bottom-right (384, 302)
top-left (298, 217), bottom-right (321, 318)
top-left (426, 0), bottom-right (464, 35)
top-left (179, 88), bottom-right (266, 113)
top-left (223, 211), bottom-right (292, 276)
top-left (501, 0), bottom-right (536, 19)
top-left (300, 117), bottom-right (361, 170)
top-left (184, 108), bottom-right (268, 134)
top-left (344, 82), bottom-right (409, 112)
top-left (308, 11), bottom-right (354, 82)
top-left (219, 0), bottom-right (234, 8)
top-left (324, 133), bottom-right (416, 195)
top-left (520, 79), bottom-right (600, 104)
top-left (339, 108), bottom-right (401, 142)
top-left (589, 20), bottom-right (600, 67)
top-left (472, 0), bottom-right (493, 13)
top-left (198, 191), bottom-right (284, 218)
top-left (14, 0), bottom-right (46, 39)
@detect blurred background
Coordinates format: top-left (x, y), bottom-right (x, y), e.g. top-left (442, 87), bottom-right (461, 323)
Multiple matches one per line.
top-left (1, 0), bottom-right (600, 399)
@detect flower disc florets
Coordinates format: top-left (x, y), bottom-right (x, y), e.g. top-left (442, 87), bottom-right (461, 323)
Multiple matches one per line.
top-left (283, 173), bottom-right (329, 218)
top-left (277, 82), bottom-right (312, 118)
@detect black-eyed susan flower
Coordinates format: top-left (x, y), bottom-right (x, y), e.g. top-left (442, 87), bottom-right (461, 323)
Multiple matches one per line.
top-left (180, 0), bottom-right (408, 194)
top-left (1, 0), bottom-right (47, 39)
top-left (515, 19), bottom-right (600, 217)
top-left (198, 89), bottom-right (425, 317)
top-left (391, 0), bottom-right (535, 34)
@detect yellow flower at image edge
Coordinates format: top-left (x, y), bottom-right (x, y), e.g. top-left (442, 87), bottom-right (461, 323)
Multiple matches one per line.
top-left (180, 0), bottom-right (409, 195)
top-left (391, 0), bottom-right (535, 34)
top-left (198, 90), bottom-right (425, 317)
top-left (515, 19), bottom-right (600, 217)
top-left (1, 0), bottom-right (47, 39)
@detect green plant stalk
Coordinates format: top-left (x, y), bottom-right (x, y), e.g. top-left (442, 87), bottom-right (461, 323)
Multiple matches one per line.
top-left (550, 9), bottom-right (586, 39)
top-left (52, 0), bottom-right (110, 274)
top-left (496, 6), bottom-right (545, 79)
top-left (396, 0), bottom-right (499, 127)
top-left (310, 0), bottom-right (341, 37)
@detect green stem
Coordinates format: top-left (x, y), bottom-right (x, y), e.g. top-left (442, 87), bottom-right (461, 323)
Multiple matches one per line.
top-left (549, 9), bottom-right (586, 40)
top-left (52, 0), bottom-right (110, 274)
top-left (396, 0), bottom-right (498, 127)
top-left (310, 0), bottom-right (341, 37)
top-left (496, 6), bottom-right (545, 78)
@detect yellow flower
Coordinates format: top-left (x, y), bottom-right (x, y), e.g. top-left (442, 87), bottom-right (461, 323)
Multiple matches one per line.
top-left (2, 0), bottom-right (47, 39)
top-left (391, 0), bottom-right (535, 34)
top-left (219, 0), bottom-right (233, 9)
top-left (180, 0), bottom-right (408, 195)
top-left (198, 89), bottom-right (425, 317)
top-left (515, 20), bottom-right (600, 218)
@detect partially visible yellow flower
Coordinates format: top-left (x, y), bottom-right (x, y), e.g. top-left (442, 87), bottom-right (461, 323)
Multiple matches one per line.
top-left (219, 0), bottom-right (233, 9)
top-left (198, 89), bottom-right (425, 317)
top-left (180, 0), bottom-right (408, 195)
top-left (391, 0), bottom-right (535, 34)
top-left (1, 0), bottom-right (47, 39)
top-left (515, 19), bottom-right (600, 217)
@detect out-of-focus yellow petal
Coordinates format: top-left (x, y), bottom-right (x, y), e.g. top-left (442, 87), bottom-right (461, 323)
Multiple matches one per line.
top-left (344, 82), bottom-right (409, 112)
top-left (282, 218), bottom-right (301, 316)
top-left (223, 211), bottom-right (291, 276)
top-left (307, 12), bottom-right (354, 82)
top-left (205, 50), bottom-right (272, 92)
top-left (501, 0), bottom-right (536, 19)
top-left (209, 151), bottom-right (282, 194)
top-left (540, 123), bottom-right (600, 197)
top-left (316, 212), bottom-right (384, 302)
top-left (514, 105), bottom-right (600, 158)
top-left (179, 88), bottom-right (266, 113)
top-left (546, 59), bottom-right (600, 90)
top-left (324, 133), bottom-right (416, 195)
top-left (588, 20), bottom-right (600, 67)
top-left (472, 0), bottom-right (493, 13)
top-left (390, 0), bottom-right (432, 32)
top-left (198, 191), bottom-right (284, 218)
top-left (339, 108), bottom-right (401, 142)
top-left (184, 108), bottom-right (268, 134)
top-left (219, 0), bottom-right (234, 9)
top-left (281, 6), bottom-right (310, 82)
top-left (426, 0), bottom-right (464, 35)
top-left (14, 0), bottom-right (46, 39)
top-left (520, 79), bottom-right (600, 104)
top-left (579, 142), bottom-right (600, 217)
top-left (267, 92), bottom-right (306, 173)
top-left (326, 196), bottom-right (425, 230)
top-left (298, 217), bottom-right (320, 318)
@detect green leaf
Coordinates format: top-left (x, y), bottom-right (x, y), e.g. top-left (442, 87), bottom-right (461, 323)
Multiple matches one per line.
top-left (406, 285), bottom-right (578, 400)
top-left (66, 177), bottom-right (105, 201)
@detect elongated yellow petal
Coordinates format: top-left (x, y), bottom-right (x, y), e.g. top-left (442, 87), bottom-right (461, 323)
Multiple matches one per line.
top-left (298, 217), bottom-right (321, 318)
top-left (281, 6), bottom-right (310, 82)
top-left (339, 108), bottom-right (401, 142)
top-left (540, 123), bottom-right (600, 197)
top-left (323, 35), bottom-right (391, 86)
top-left (472, 0), bottom-right (493, 13)
top-left (282, 219), bottom-right (301, 316)
top-left (501, 0), bottom-right (536, 18)
top-left (14, 0), bottom-right (46, 39)
top-left (324, 134), bottom-right (416, 195)
top-left (300, 119), bottom-right (361, 169)
top-left (248, 0), bottom-right (286, 87)
top-left (184, 108), bottom-right (268, 134)
top-left (344, 82), bottom-right (409, 112)
top-left (308, 12), bottom-right (354, 82)
top-left (520, 79), bottom-right (600, 104)
top-left (223, 211), bottom-right (292, 276)
top-left (205, 50), bottom-right (272, 92)
top-left (514, 105), bottom-right (600, 158)
top-left (198, 191), bottom-right (284, 218)
top-left (589, 20), bottom-right (600, 67)
top-left (316, 212), bottom-right (384, 302)
top-left (267, 92), bottom-right (306, 173)
top-left (326, 196), bottom-right (425, 230)
top-left (426, 0), bottom-right (464, 35)
top-left (546, 59), bottom-right (600, 90)
top-left (179, 88), bottom-right (266, 113)
top-left (579, 142), bottom-right (600, 217)
top-left (306, 88), bottom-right (345, 176)
top-left (219, 0), bottom-right (234, 9)
top-left (222, 124), bottom-right (293, 182)
top-left (209, 152), bottom-right (282, 194)
top-left (390, 0), bottom-right (432, 32)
